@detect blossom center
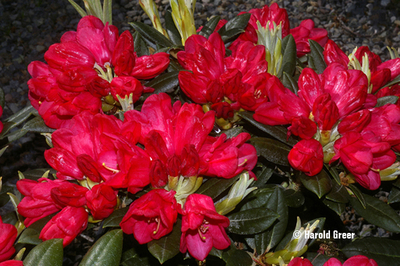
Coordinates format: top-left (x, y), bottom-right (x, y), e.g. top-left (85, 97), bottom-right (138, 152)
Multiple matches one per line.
top-left (198, 219), bottom-right (209, 241)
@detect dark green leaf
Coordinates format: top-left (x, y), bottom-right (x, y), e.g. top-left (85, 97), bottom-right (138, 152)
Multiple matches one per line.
top-left (196, 174), bottom-right (240, 199)
top-left (148, 219), bottom-right (181, 264)
top-left (323, 199), bottom-right (346, 216)
top-left (168, 58), bottom-right (185, 72)
top-left (227, 208), bottom-right (279, 235)
top-left (218, 13), bottom-right (250, 43)
top-left (281, 34), bottom-right (297, 77)
top-left (375, 95), bottom-right (399, 107)
top-left (130, 22), bottom-right (174, 48)
top-left (299, 170), bottom-right (332, 198)
top-left (0, 184), bottom-right (13, 207)
top-left (165, 11), bottom-right (182, 46)
top-left (325, 182), bottom-right (349, 203)
top-left (342, 238), bottom-right (400, 265)
top-left (239, 111), bottom-right (297, 147)
top-left (250, 137), bottom-right (291, 166)
top-left (252, 164), bottom-right (274, 188)
top-left (348, 184), bottom-right (366, 209)
top-left (6, 116), bottom-right (54, 142)
top-left (133, 32), bottom-right (150, 56)
top-left (350, 193), bottom-right (400, 233)
top-left (21, 168), bottom-right (56, 181)
top-left (306, 252), bottom-right (332, 266)
top-left (23, 239), bottom-right (63, 266)
top-left (102, 207), bottom-right (129, 228)
top-left (28, 214), bottom-right (56, 234)
top-left (18, 228), bottom-right (42, 245)
top-left (255, 186), bottom-right (288, 252)
top-left (120, 248), bottom-right (152, 266)
top-left (79, 229), bottom-right (123, 266)
top-left (5, 105), bottom-right (36, 123)
top-left (142, 71), bottom-right (180, 100)
top-left (308, 40), bottom-right (327, 74)
top-left (225, 249), bottom-right (252, 266)
top-left (199, 16), bottom-right (221, 38)
top-left (281, 72), bottom-right (299, 95)
top-left (240, 188), bottom-right (275, 211)
top-left (388, 187), bottom-right (400, 204)
top-left (219, 28), bottom-right (245, 43)
top-left (283, 189), bottom-right (305, 208)
top-left (222, 126), bottom-right (243, 139)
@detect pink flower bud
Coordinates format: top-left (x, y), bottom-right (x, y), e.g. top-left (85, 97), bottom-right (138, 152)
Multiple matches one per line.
top-left (86, 184), bottom-right (117, 220)
top-left (288, 139), bottom-right (324, 176)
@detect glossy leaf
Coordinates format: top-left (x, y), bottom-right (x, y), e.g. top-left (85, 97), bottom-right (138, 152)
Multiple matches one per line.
top-left (388, 187), bottom-right (400, 204)
top-left (120, 248), bottom-right (152, 266)
top-left (348, 184), bottom-right (366, 209)
top-left (239, 111), bottom-right (297, 146)
top-left (142, 71), bottom-right (180, 100)
top-left (130, 22), bottom-right (174, 48)
top-left (283, 189), bottom-right (305, 208)
top-left (282, 72), bottom-right (299, 95)
top-left (165, 10), bottom-right (182, 46)
top-left (349, 193), bottom-right (400, 233)
top-left (18, 228), bottom-right (42, 245)
top-left (196, 174), bottom-right (240, 199)
top-left (227, 208), bottom-right (279, 235)
top-left (199, 16), bottom-right (221, 38)
top-left (252, 164), bottom-right (274, 188)
top-left (281, 34), bottom-right (297, 77)
top-left (224, 249), bottom-right (252, 266)
top-left (133, 31), bottom-right (149, 56)
top-left (79, 229), bottom-right (123, 266)
top-left (147, 219), bottom-right (181, 264)
top-left (102, 207), bottom-right (129, 228)
top-left (218, 13), bottom-right (250, 43)
top-left (299, 169), bottom-right (332, 198)
top-left (23, 238), bottom-right (63, 266)
top-left (323, 199), bottom-right (346, 216)
top-left (250, 137), bottom-right (291, 166)
top-left (342, 238), bottom-right (400, 265)
top-left (20, 168), bottom-right (56, 181)
top-left (325, 182), bottom-right (349, 203)
top-left (240, 187), bottom-right (275, 211)
top-left (308, 39), bottom-right (327, 74)
top-left (375, 95), bottom-right (399, 107)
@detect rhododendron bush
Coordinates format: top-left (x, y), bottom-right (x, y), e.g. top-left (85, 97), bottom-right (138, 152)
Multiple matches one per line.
top-left (2, 0), bottom-right (400, 265)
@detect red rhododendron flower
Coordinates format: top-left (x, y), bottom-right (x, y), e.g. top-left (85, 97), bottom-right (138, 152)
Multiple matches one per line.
top-left (39, 206), bottom-right (88, 247)
top-left (124, 93), bottom-right (257, 182)
top-left (290, 19), bottom-right (329, 57)
top-left (323, 255), bottom-right (378, 266)
top-left (288, 257), bottom-right (313, 266)
top-left (0, 217), bottom-right (17, 262)
top-left (17, 178), bottom-right (65, 227)
top-left (51, 182), bottom-right (88, 208)
top-left (178, 32), bottom-right (271, 116)
top-left (85, 184), bottom-right (117, 220)
top-left (180, 194), bottom-right (230, 261)
top-left (288, 139), bottom-right (324, 176)
top-left (0, 261), bottom-right (24, 266)
top-left (120, 189), bottom-right (178, 244)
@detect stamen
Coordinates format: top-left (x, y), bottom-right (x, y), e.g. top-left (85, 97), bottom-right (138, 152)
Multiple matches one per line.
top-left (153, 217), bottom-right (161, 235)
top-left (102, 163), bottom-right (120, 173)
top-left (94, 63), bottom-right (108, 81)
top-left (238, 159), bottom-right (248, 167)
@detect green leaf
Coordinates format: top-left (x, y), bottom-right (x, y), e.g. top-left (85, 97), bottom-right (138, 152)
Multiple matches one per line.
top-left (79, 229), bottom-right (123, 266)
top-left (325, 182), bottom-right (349, 203)
top-left (23, 238), bottom-right (63, 266)
top-left (227, 208), bottom-right (279, 235)
top-left (0, 184), bottom-right (13, 207)
top-left (120, 248), bottom-right (152, 266)
top-left (240, 188), bottom-right (275, 211)
top-left (21, 168), bottom-right (56, 181)
top-left (281, 72), bottom-right (299, 95)
top-left (323, 199), bottom-right (346, 216)
top-left (103, 0), bottom-right (112, 25)
top-left (142, 71), bottom-right (180, 100)
top-left (130, 22), bottom-right (174, 49)
top-left (225, 249), bottom-right (252, 266)
top-left (196, 174), bottom-right (240, 199)
top-left (252, 164), bottom-right (274, 188)
top-left (299, 169), bottom-right (332, 198)
top-left (348, 184), bottom-right (366, 209)
top-left (305, 252), bottom-right (332, 266)
top-left (133, 32), bottom-right (150, 56)
top-left (165, 11), bottom-right (182, 46)
top-left (342, 238), bottom-right (400, 265)
top-left (102, 207), bottom-right (129, 228)
top-left (249, 137), bottom-right (291, 166)
top-left (388, 186), bottom-right (400, 204)
top-left (6, 116), bottom-right (54, 142)
top-left (283, 189), bottom-right (305, 208)
top-left (18, 228), bottom-right (42, 245)
top-left (0, 105), bottom-right (36, 139)
top-left (67, 0), bottom-right (87, 17)
top-left (255, 186), bottom-right (288, 253)
top-left (281, 34), bottom-right (297, 77)
top-left (199, 16), bottom-right (221, 38)
top-left (148, 219), bottom-right (181, 264)
top-left (239, 111), bottom-right (297, 147)
top-left (349, 193), bottom-right (400, 233)
top-left (308, 40), bottom-right (327, 74)
top-left (375, 95), bottom-right (399, 107)
top-left (218, 13), bottom-right (250, 43)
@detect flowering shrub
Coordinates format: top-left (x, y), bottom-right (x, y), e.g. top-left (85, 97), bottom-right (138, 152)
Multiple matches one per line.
top-left (1, 0), bottom-right (400, 266)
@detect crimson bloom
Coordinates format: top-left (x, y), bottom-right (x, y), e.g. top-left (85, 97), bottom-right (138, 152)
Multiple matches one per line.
top-left (288, 139), bottom-right (324, 176)
top-left (287, 257), bottom-right (313, 266)
top-left (120, 189), bottom-right (178, 244)
top-left (323, 255), bottom-right (378, 266)
top-left (39, 206), bottom-right (88, 247)
top-left (51, 182), bottom-right (88, 208)
top-left (180, 194), bottom-right (230, 261)
top-left (0, 261), bottom-right (24, 266)
top-left (17, 178), bottom-right (64, 227)
top-left (85, 183), bottom-right (117, 220)
top-left (0, 217), bottom-right (17, 262)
